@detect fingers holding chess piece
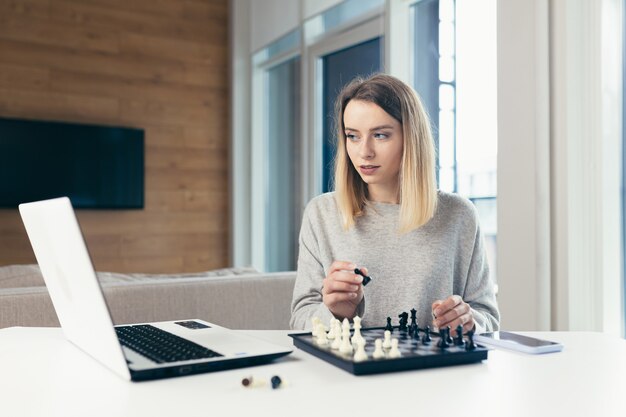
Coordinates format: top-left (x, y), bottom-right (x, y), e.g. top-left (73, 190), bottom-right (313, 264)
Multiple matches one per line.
top-left (353, 268), bottom-right (372, 286)
top-left (431, 295), bottom-right (475, 336)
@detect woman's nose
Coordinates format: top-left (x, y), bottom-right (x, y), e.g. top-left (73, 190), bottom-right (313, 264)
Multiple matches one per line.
top-left (360, 138), bottom-right (374, 159)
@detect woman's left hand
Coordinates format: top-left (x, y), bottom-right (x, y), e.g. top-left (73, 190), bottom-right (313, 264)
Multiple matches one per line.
top-left (431, 295), bottom-right (475, 336)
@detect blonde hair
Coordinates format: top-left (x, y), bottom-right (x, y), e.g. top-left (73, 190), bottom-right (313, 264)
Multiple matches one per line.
top-left (333, 74), bottom-right (437, 232)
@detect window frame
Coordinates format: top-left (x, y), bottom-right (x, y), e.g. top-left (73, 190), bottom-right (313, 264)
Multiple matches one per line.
top-left (251, 48), bottom-right (302, 271)
top-left (305, 17), bottom-right (384, 200)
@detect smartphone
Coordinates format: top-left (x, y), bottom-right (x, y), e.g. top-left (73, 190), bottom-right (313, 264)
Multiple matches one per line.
top-left (474, 331), bottom-right (563, 354)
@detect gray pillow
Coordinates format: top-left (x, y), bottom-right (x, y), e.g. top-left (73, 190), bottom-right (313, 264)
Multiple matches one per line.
top-left (0, 264), bottom-right (260, 289)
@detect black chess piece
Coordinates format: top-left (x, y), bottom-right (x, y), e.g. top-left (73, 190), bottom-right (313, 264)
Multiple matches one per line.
top-left (454, 325), bottom-right (465, 347)
top-left (437, 327), bottom-right (450, 349)
top-left (353, 268), bottom-right (372, 286)
top-left (422, 326), bottom-right (432, 344)
top-left (385, 317), bottom-right (393, 333)
top-left (446, 326), bottom-right (454, 345)
top-left (270, 375), bottom-right (282, 389)
top-left (398, 312), bottom-right (408, 332)
top-left (413, 325), bottom-right (420, 340)
top-left (466, 328), bottom-right (477, 351)
top-left (408, 308), bottom-right (418, 337)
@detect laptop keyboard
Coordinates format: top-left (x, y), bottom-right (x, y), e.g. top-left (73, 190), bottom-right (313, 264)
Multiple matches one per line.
top-left (115, 324), bottom-right (223, 364)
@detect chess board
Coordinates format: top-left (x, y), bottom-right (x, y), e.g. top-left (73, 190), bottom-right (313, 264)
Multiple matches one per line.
top-left (290, 326), bottom-right (488, 376)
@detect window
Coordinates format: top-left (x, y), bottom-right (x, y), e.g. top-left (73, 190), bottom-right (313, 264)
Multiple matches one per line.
top-left (322, 38), bottom-right (382, 192)
top-left (243, 2), bottom-right (384, 272)
top-left (411, 0), bottom-right (498, 281)
top-left (251, 30), bottom-right (302, 272)
top-left (265, 57), bottom-right (301, 271)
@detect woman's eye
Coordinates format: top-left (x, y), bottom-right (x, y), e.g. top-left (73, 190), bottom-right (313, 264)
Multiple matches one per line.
top-left (374, 132), bottom-right (389, 139)
top-left (346, 133), bottom-right (359, 141)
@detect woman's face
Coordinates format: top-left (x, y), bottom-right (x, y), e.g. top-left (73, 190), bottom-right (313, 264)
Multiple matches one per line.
top-left (344, 99), bottom-right (404, 196)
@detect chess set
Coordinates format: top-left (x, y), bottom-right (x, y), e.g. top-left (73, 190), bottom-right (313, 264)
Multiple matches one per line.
top-left (289, 310), bottom-right (488, 376)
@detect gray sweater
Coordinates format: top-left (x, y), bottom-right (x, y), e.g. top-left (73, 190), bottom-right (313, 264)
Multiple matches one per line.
top-left (290, 191), bottom-right (500, 333)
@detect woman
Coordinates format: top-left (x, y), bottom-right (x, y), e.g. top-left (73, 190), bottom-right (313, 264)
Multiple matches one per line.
top-left (290, 74), bottom-right (499, 336)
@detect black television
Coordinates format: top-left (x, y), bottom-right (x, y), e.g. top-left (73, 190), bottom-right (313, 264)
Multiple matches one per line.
top-left (0, 117), bottom-right (144, 209)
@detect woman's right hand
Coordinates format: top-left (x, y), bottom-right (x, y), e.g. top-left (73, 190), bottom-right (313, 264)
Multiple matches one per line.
top-left (322, 261), bottom-right (366, 320)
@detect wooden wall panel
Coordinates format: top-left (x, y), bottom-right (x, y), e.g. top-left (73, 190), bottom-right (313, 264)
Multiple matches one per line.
top-left (0, 0), bottom-right (230, 273)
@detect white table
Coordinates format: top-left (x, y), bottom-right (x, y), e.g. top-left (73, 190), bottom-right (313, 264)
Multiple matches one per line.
top-left (0, 327), bottom-right (624, 417)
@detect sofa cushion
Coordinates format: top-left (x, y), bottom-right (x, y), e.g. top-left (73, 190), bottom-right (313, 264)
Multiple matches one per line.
top-left (0, 264), bottom-right (297, 330)
top-left (0, 264), bottom-right (45, 289)
top-left (103, 272), bottom-right (297, 329)
top-left (97, 266), bottom-right (260, 284)
top-left (0, 264), bottom-right (260, 288)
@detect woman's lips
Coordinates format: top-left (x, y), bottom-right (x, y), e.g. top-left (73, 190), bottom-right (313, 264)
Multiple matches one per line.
top-left (359, 165), bottom-right (380, 175)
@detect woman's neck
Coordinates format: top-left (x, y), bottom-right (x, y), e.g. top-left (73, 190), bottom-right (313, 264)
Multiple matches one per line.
top-left (367, 183), bottom-right (399, 204)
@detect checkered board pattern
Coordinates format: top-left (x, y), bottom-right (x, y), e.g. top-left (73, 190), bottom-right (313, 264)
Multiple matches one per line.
top-left (290, 326), bottom-right (488, 375)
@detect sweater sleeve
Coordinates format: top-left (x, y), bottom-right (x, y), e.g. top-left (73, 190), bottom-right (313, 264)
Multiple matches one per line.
top-left (289, 204), bottom-right (335, 330)
top-left (462, 219), bottom-right (501, 333)
top-left (289, 200), bottom-right (366, 330)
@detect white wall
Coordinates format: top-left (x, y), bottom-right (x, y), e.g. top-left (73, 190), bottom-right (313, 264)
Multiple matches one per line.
top-left (303, 0), bottom-right (344, 20)
top-left (247, 0), bottom-right (346, 53)
top-left (249, 0), bottom-right (300, 53)
top-left (497, 0), bottom-right (552, 331)
top-left (550, 0), bottom-right (623, 335)
top-left (497, 0), bottom-right (624, 335)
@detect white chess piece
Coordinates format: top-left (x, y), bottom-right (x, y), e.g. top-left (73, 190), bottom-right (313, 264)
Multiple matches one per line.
top-left (311, 317), bottom-right (321, 337)
top-left (333, 318), bottom-right (341, 339)
top-left (331, 322), bottom-right (342, 350)
top-left (382, 330), bottom-right (392, 349)
top-left (353, 339), bottom-right (368, 362)
top-left (316, 323), bottom-right (329, 346)
top-left (373, 339), bottom-right (385, 359)
top-left (327, 318), bottom-right (337, 340)
top-left (339, 323), bottom-right (353, 354)
top-left (342, 318), bottom-right (350, 333)
top-left (388, 338), bottom-right (401, 358)
top-left (351, 316), bottom-right (364, 345)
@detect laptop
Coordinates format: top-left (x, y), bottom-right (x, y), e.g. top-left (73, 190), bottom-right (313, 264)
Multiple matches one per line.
top-left (19, 197), bottom-right (292, 382)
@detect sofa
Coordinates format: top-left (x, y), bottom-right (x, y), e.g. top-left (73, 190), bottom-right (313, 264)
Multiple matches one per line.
top-left (0, 264), bottom-right (297, 330)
